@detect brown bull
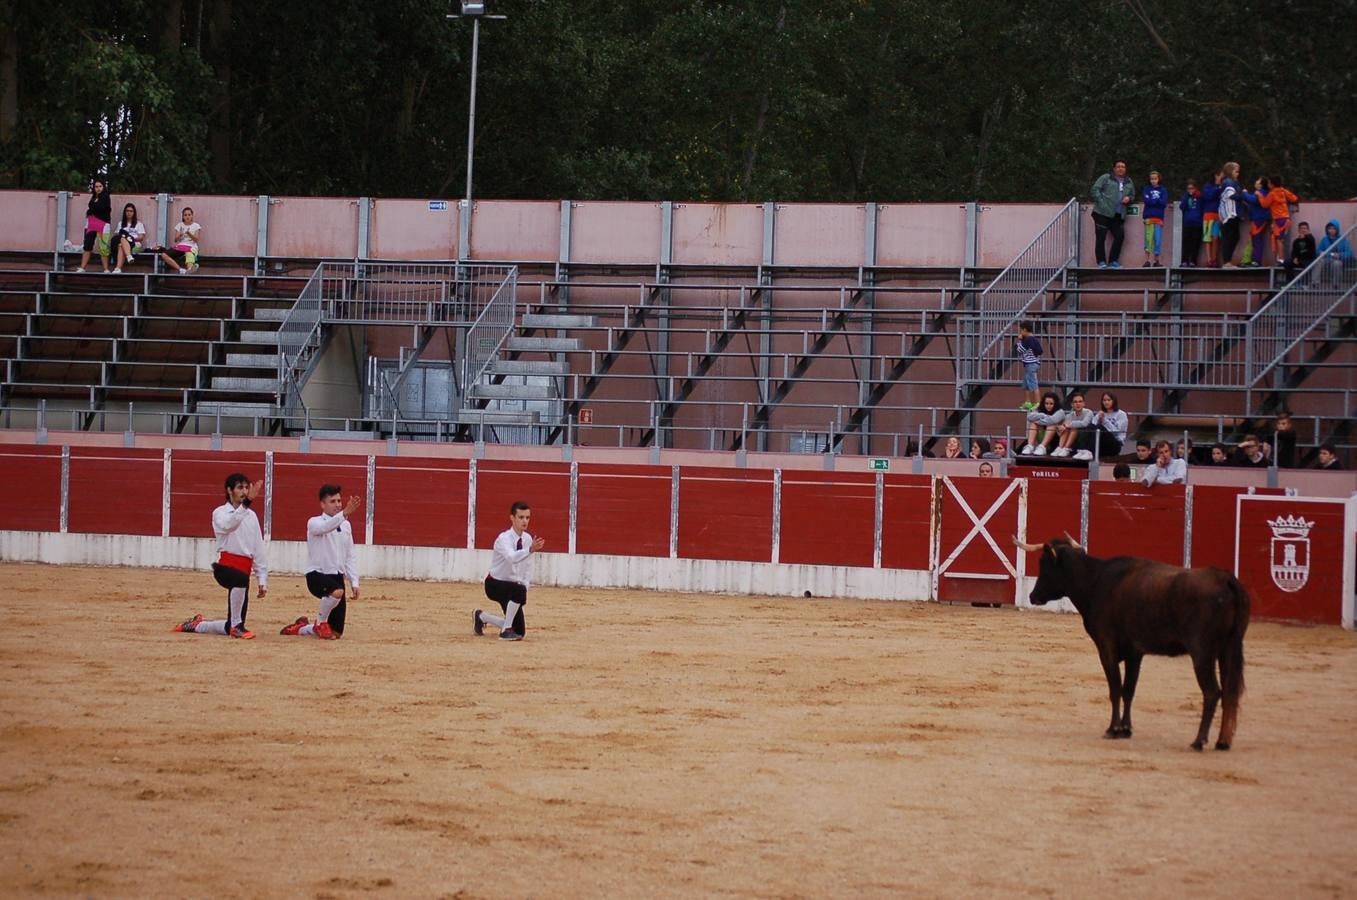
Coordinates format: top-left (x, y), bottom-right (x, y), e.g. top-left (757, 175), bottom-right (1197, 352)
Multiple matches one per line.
top-left (1018, 535), bottom-right (1249, 750)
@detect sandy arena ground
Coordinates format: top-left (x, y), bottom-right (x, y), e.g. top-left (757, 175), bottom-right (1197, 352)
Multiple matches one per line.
top-left (1, 561), bottom-right (1355, 898)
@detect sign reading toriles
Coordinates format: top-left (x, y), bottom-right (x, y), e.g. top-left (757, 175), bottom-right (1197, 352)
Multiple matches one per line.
top-left (1267, 514), bottom-right (1313, 593)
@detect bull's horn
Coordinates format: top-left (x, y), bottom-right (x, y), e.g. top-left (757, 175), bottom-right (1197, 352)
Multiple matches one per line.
top-left (1013, 535), bottom-right (1043, 552)
top-left (1063, 531), bottom-right (1084, 550)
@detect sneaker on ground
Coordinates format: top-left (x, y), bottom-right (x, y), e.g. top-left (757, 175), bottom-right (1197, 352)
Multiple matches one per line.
top-left (473, 609), bottom-right (484, 636)
top-left (1073, 449), bottom-right (1094, 461)
top-left (1020, 444), bottom-right (1035, 455)
top-left (1033, 444), bottom-right (1048, 456)
top-left (1051, 447), bottom-right (1071, 458)
top-left (1097, 262), bottom-right (1107, 269)
top-left (112, 268), bottom-right (122, 274)
top-left (174, 613), bottom-right (204, 633)
top-left (314, 621), bottom-right (337, 640)
top-left (229, 625), bottom-right (255, 640)
top-left (1109, 261), bottom-right (1121, 269)
top-left (177, 268), bottom-right (187, 274)
top-left (74, 267), bottom-right (86, 273)
top-left (499, 628), bottom-right (522, 642)
top-left (280, 616), bottom-right (309, 636)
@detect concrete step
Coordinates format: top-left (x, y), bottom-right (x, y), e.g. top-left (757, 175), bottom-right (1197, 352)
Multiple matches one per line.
top-left (239, 330), bottom-right (282, 345)
top-left (488, 359), bottom-right (569, 376)
top-left (210, 376), bottom-right (278, 391)
top-left (197, 401), bottom-right (276, 417)
top-left (505, 336), bottom-right (582, 353)
top-left (250, 307), bottom-right (291, 321)
top-left (522, 313), bottom-right (597, 329)
top-left (466, 382), bottom-right (556, 401)
top-left (456, 409), bottom-right (542, 425)
top-left (225, 352), bottom-right (280, 367)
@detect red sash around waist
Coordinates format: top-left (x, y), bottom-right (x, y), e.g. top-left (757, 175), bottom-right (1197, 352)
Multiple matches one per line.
top-left (218, 551), bottom-right (253, 574)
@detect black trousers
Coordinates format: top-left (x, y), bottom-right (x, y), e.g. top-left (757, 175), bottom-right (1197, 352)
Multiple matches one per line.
top-left (484, 575), bottom-right (527, 635)
top-left (211, 563), bottom-right (250, 627)
top-left (1181, 224), bottom-right (1202, 265)
top-left (306, 571), bottom-right (348, 634)
top-left (1220, 218), bottom-right (1242, 264)
top-left (1092, 212), bottom-right (1125, 264)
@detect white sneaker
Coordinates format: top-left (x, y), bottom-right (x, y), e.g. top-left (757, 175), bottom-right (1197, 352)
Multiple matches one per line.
top-left (1033, 445), bottom-right (1048, 456)
top-left (1020, 444), bottom-right (1035, 456)
top-left (74, 267), bottom-right (85, 273)
top-left (1051, 447), bottom-right (1071, 458)
top-left (112, 268), bottom-right (122, 274)
top-left (177, 268), bottom-right (187, 274)
top-left (1073, 449), bottom-right (1093, 461)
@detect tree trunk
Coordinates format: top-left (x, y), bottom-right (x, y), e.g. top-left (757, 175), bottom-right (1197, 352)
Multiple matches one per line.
top-left (162, 0), bottom-right (182, 51)
top-left (0, 0), bottom-right (16, 144)
top-left (739, 5), bottom-right (786, 200)
top-left (207, 0), bottom-right (232, 187)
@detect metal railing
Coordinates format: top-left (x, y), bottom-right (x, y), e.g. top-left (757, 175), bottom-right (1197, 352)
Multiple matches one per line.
top-left (459, 265), bottom-right (518, 406)
top-left (325, 260), bottom-right (518, 325)
top-left (961, 198), bottom-right (1081, 384)
top-left (275, 264), bottom-right (328, 420)
top-left (958, 312), bottom-right (1254, 390)
top-left (1247, 222), bottom-right (1357, 385)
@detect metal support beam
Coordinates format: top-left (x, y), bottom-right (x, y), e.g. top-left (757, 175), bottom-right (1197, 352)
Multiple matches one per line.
top-left (255, 196), bottom-right (271, 259)
top-left (356, 197), bottom-right (372, 259)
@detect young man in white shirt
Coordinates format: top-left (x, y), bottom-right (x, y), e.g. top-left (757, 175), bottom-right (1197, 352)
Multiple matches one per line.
top-left (174, 472), bottom-right (268, 639)
top-left (1141, 440), bottom-right (1188, 487)
top-left (474, 500), bottom-right (546, 641)
top-left (281, 484), bottom-right (362, 640)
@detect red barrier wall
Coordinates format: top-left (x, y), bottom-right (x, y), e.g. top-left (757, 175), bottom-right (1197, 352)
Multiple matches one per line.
top-left (880, 474), bottom-right (933, 571)
top-left (168, 451), bottom-right (267, 538)
top-left (1237, 497), bottom-right (1351, 625)
top-left (1087, 483), bottom-right (1185, 566)
top-left (0, 446), bottom-right (61, 532)
top-left (68, 447), bottom-right (162, 536)
top-left (474, 461), bottom-right (570, 550)
top-left (373, 457), bottom-right (470, 548)
top-left (576, 464), bottom-right (671, 558)
top-left (270, 453), bottom-right (370, 543)
top-left (678, 467), bottom-right (774, 562)
top-left (779, 471), bottom-right (876, 567)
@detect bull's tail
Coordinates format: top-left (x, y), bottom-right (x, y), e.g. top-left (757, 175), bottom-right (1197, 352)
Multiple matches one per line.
top-left (1216, 575), bottom-right (1250, 749)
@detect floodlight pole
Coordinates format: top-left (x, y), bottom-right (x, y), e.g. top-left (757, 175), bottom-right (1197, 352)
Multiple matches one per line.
top-left (464, 15), bottom-right (480, 209)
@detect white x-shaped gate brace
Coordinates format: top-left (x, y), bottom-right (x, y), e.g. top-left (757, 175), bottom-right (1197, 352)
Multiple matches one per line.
top-left (931, 476), bottom-right (1029, 601)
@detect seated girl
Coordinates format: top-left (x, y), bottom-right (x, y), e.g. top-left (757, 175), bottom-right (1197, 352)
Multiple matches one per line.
top-left (1021, 392), bottom-right (1065, 456)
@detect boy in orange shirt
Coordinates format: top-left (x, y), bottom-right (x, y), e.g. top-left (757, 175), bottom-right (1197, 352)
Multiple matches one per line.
top-left (1264, 176), bottom-right (1300, 264)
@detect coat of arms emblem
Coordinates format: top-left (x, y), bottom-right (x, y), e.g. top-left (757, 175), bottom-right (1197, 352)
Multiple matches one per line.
top-left (1267, 515), bottom-right (1314, 593)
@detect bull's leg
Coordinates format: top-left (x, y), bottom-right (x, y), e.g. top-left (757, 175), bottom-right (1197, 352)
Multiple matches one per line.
top-left (1189, 652), bottom-right (1222, 751)
top-left (1098, 648), bottom-right (1123, 739)
top-left (1118, 654), bottom-right (1143, 738)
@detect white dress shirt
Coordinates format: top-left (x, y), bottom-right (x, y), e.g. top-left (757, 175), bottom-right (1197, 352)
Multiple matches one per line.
top-left (1141, 457), bottom-right (1187, 486)
top-left (489, 527), bottom-right (534, 586)
top-left (306, 512), bottom-right (359, 586)
top-left (212, 501), bottom-right (268, 586)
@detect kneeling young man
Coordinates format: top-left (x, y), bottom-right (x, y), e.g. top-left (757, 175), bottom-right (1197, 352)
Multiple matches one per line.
top-left (281, 484), bottom-right (362, 639)
top-left (475, 500), bottom-right (545, 641)
top-left (174, 472), bottom-right (268, 639)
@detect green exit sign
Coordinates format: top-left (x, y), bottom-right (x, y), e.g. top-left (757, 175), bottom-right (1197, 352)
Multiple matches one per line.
top-left (869, 458), bottom-right (890, 471)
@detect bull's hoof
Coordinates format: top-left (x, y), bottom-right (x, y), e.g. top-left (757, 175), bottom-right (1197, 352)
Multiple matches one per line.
top-left (1115, 725), bottom-right (1132, 738)
top-left (1190, 739), bottom-right (1205, 751)
top-left (1214, 741), bottom-right (1231, 751)
top-left (1103, 729), bottom-right (1119, 739)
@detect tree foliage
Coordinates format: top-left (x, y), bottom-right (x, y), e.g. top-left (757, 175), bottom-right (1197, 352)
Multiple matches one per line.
top-left (2, 0), bottom-right (1353, 200)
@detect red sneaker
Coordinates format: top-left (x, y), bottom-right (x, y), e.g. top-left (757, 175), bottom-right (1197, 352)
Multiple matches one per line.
top-left (228, 625), bottom-right (255, 640)
top-left (314, 622), bottom-right (337, 640)
top-left (173, 613), bottom-right (204, 633)
top-left (280, 616), bottom-right (308, 636)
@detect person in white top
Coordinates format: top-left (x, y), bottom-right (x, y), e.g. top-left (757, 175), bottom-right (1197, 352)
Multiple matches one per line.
top-left (111, 202), bottom-right (147, 273)
top-left (1141, 441), bottom-right (1188, 487)
top-left (281, 484), bottom-right (363, 640)
top-left (474, 500), bottom-right (546, 641)
top-left (158, 206), bottom-right (202, 273)
top-left (174, 472), bottom-right (268, 639)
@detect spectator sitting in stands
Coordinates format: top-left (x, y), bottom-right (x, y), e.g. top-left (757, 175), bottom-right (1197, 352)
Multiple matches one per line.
top-left (1269, 411), bottom-right (1297, 468)
top-left (1287, 222), bottom-right (1316, 279)
top-left (157, 207), bottom-right (202, 273)
top-left (1176, 438), bottom-right (1193, 463)
top-left (1092, 391), bottom-right (1127, 459)
top-left (1315, 443), bottom-right (1342, 470)
top-left (978, 461), bottom-right (994, 478)
top-left (1209, 443), bottom-right (1231, 465)
top-left (935, 435), bottom-right (964, 459)
top-left (1052, 391), bottom-right (1095, 460)
top-left (1123, 438), bottom-right (1153, 466)
top-left (111, 203), bottom-right (146, 273)
top-left (1232, 434), bottom-right (1269, 467)
top-left (1021, 392), bottom-right (1065, 456)
top-left (1317, 219), bottom-right (1353, 263)
top-left (983, 438), bottom-right (1009, 460)
top-left (1142, 440), bottom-right (1187, 486)
top-left (1112, 462), bottom-right (1132, 482)
top-left (969, 437), bottom-right (991, 460)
